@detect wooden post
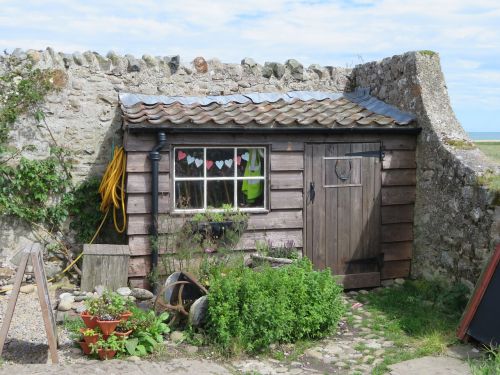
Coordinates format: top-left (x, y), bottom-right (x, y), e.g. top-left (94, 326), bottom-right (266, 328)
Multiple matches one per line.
top-left (0, 243), bottom-right (59, 363)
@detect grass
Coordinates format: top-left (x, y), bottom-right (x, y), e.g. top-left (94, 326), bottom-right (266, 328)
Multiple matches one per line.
top-left (353, 279), bottom-right (469, 374)
top-left (475, 141), bottom-right (500, 164)
top-left (469, 347), bottom-right (500, 375)
top-left (446, 139), bottom-right (477, 150)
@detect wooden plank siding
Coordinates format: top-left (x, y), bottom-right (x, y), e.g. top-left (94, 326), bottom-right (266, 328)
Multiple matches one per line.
top-left (379, 139), bottom-right (416, 280)
top-left (124, 132), bottom-right (417, 283)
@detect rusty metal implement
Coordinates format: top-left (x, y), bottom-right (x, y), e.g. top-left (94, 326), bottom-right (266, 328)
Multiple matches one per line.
top-left (154, 271), bottom-right (208, 326)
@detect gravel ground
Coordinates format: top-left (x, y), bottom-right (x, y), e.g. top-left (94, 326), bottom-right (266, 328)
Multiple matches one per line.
top-left (0, 287), bottom-right (85, 364)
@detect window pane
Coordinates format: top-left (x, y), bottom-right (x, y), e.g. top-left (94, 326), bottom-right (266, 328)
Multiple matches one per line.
top-left (175, 181), bottom-right (203, 209)
top-left (207, 180), bottom-right (234, 208)
top-left (175, 148), bottom-right (204, 177)
top-left (237, 180), bottom-right (264, 208)
top-left (206, 148), bottom-right (235, 178)
top-left (237, 147), bottom-right (265, 177)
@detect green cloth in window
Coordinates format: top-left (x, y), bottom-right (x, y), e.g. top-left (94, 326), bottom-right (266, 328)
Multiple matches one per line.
top-left (242, 149), bottom-right (263, 203)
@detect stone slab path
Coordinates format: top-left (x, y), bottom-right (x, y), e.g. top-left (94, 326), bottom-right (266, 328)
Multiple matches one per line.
top-left (0, 359), bottom-right (232, 375)
top-left (388, 356), bottom-right (472, 375)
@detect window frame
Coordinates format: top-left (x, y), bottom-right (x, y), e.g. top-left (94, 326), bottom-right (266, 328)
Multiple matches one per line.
top-left (171, 145), bottom-right (268, 213)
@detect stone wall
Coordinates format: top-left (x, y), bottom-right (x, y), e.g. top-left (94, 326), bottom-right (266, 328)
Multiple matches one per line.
top-left (1, 48), bottom-right (498, 289)
top-left (0, 48), bottom-right (351, 268)
top-left (352, 51), bottom-right (500, 289)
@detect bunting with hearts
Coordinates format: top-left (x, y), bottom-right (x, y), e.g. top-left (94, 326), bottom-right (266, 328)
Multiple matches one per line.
top-left (176, 150), bottom-right (250, 170)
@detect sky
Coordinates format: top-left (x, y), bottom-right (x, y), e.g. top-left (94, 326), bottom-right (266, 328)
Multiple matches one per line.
top-left (0, 0), bottom-right (499, 132)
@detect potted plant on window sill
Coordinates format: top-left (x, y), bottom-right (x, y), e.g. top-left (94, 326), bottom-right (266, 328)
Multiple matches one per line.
top-left (189, 205), bottom-right (248, 239)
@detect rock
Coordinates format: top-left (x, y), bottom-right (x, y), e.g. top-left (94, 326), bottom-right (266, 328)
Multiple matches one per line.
top-left (193, 57), bottom-right (208, 73)
top-left (44, 262), bottom-right (64, 279)
top-left (388, 356), bottom-right (471, 375)
top-left (131, 288), bottom-right (154, 300)
top-left (59, 292), bottom-right (73, 301)
top-left (359, 289), bottom-right (369, 294)
top-left (127, 355), bottom-right (141, 362)
top-left (126, 55), bottom-right (141, 72)
top-left (58, 299), bottom-right (73, 311)
top-left (20, 285), bottom-right (35, 294)
top-left (366, 341), bottom-right (382, 350)
top-left (263, 62), bottom-right (285, 79)
top-left (185, 345), bottom-right (199, 354)
top-left (74, 295), bottom-right (87, 302)
top-left (0, 267), bottom-right (15, 279)
top-left (94, 285), bottom-right (105, 296)
top-left (75, 305), bottom-right (86, 314)
top-left (285, 59), bottom-right (304, 80)
top-left (304, 348), bottom-right (323, 360)
top-left (394, 278), bottom-right (405, 285)
top-left (165, 55), bottom-right (180, 73)
top-left (241, 57), bottom-right (257, 68)
top-left (381, 279), bottom-right (394, 287)
top-left (170, 331), bottom-right (185, 343)
top-left (446, 344), bottom-right (483, 360)
top-left (117, 287), bottom-right (131, 296)
top-left (2, 284), bottom-right (13, 292)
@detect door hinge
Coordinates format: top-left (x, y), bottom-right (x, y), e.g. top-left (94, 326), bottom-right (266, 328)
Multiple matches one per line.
top-left (345, 150), bottom-right (385, 161)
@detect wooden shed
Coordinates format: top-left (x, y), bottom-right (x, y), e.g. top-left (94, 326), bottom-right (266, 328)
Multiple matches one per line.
top-left (119, 89), bottom-right (420, 289)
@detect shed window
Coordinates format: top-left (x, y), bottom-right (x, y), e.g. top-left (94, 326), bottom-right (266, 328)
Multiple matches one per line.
top-left (173, 147), bottom-right (266, 211)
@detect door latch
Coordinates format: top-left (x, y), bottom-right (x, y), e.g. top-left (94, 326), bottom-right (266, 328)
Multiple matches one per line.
top-left (308, 181), bottom-right (315, 204)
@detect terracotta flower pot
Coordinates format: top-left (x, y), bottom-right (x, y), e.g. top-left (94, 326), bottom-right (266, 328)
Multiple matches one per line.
top-left (98, 348), bottom-right (116, 360)
top-left (80, 328), bottom-right (99, 344)
top-left (78, 341), bottom-right (91, 355)
top-left (115, 329), bottom-right (133, 339)
top-left (80, 312), bottom-right (98, 329)
top-left (120, 311), bottom-right (132, 322)
top-left (96, 319), bottom-right (120, 336)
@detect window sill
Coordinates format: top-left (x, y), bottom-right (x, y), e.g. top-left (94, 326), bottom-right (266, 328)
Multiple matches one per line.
top-left (169, 208), bottom-right (270, 216)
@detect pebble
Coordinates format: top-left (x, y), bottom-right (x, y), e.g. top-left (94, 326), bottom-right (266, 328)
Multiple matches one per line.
top-left (131, 288), bottom-right (154, 300)
top-left (59, 292), bottom-right (73, 300)
top-left (20, 285), bottom-right (36, 294)
top-left (117, 287), bottom-right (131, 296)
top-left (185, 345), bottom-right (199, 354)
top-left (394, 278), bottom-right (405, 285)
top-left (58, 299), bottom-right (73, 311)
top-left (170, 331), bottom-right (185, 343)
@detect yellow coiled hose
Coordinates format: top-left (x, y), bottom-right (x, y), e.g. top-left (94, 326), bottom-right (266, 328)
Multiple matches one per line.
top-left (47, 146), bottom-right (127, 281)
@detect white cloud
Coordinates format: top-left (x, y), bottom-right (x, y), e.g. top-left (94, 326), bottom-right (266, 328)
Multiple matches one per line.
top-left (0, 0), bottom-right (499, 130)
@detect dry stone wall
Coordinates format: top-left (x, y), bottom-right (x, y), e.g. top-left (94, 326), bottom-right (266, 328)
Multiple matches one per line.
top-left (352, 51), bottom-right (500, 289)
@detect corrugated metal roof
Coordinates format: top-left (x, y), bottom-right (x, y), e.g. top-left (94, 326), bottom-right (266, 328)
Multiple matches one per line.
top-left (119, 89), bottom-right (416, 128)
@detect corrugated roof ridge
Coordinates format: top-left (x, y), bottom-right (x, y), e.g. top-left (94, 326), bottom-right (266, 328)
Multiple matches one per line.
top-left (119, 88), bottom-right (416, 126)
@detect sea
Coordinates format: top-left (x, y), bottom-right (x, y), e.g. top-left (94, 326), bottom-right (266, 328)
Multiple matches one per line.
top-left (467, 132), bottom-right (500, 141)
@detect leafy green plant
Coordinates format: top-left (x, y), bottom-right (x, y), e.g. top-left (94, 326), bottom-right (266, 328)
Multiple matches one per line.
top-left (125, 308), bottom-right (170, 356)
top-left (84, 290), bottom-right (128, 319)
top-left (205, 258), bottom-right (344, 354)
top-left (63, 316), bottom-right (85, 341)
top-left (0, 56), bottom-right (59, 149)
top-left (0, 56), bottom-right (103, 282)
top-left (255, 240), bottom-right (299, 260)
top-left (82, 328), bottom-right (98, 336)
top-left (89, 334), bottom-right (126, 354)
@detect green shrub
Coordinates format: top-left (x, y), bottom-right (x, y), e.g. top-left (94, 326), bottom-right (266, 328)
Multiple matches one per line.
top-left (205, 258), bottom-right (344, 354)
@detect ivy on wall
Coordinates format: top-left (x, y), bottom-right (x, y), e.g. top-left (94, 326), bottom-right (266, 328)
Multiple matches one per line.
top-left (0, 55), bottom-right (105, 275)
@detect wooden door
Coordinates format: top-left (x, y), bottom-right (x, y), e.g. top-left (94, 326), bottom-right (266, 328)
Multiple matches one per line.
top-left (305, 142), bottom-right (382, 289)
